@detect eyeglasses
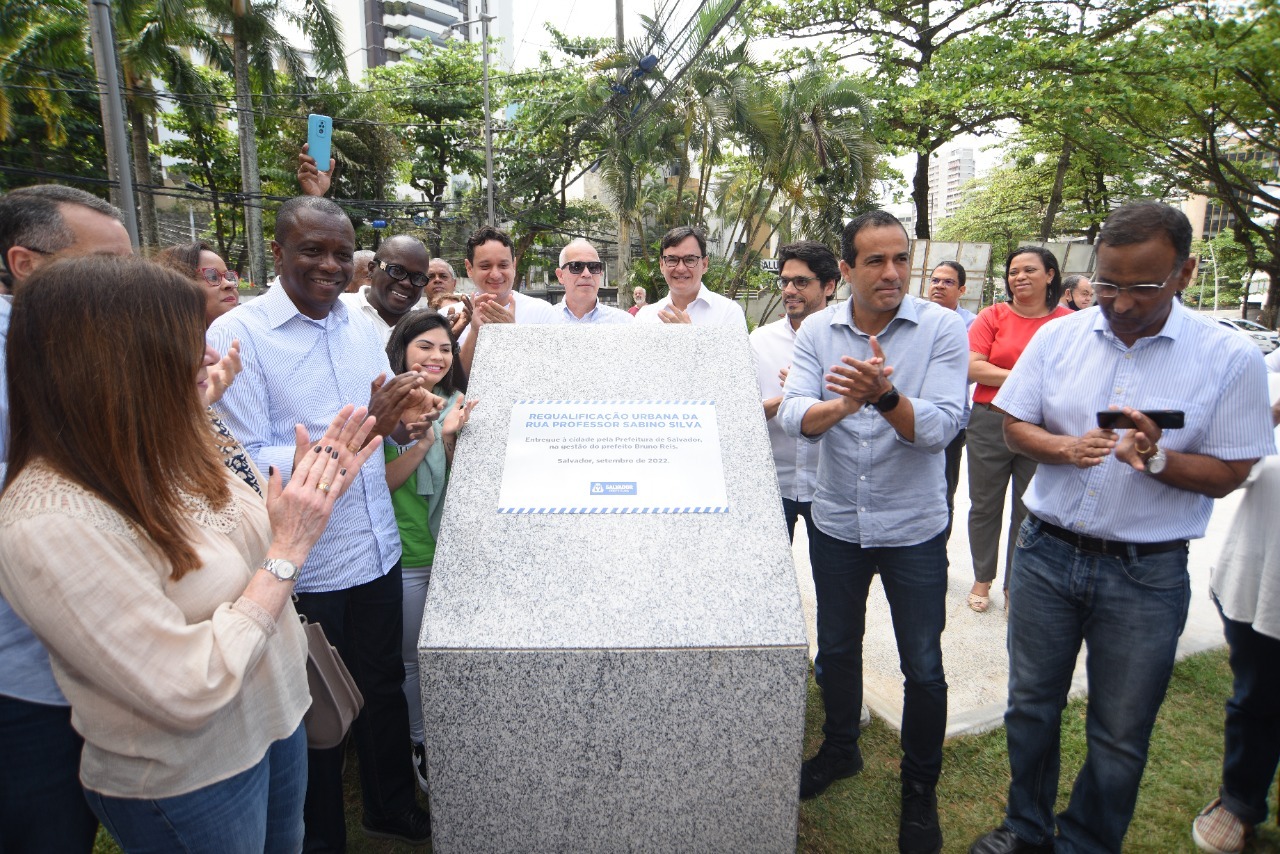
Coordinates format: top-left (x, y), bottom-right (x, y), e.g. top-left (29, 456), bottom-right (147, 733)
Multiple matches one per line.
top-left (198, 267), bottom-right (240, 285)
top-left (376, 260), bottom-right (429, 289)
top-left (562, 260), bottom-right (604, 275)
top-left (778, 275), bottom-right (820, 290)
top-left (661, 254), bottom-right (706, 268)
top-left (1093, 280), bottom-right (1170, 299)
top-left (929, 276), bottom-right (959, 288)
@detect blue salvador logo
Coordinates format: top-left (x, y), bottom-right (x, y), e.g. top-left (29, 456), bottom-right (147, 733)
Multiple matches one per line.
top-left (590, 481), bottom-right (637, 496)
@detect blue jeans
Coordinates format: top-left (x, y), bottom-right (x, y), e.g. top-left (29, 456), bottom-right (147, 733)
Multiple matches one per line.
top-left (0, 695), bottom-right (98, 853)
top-left (85, 724), bottom-right (307, 854)
top-left (1215, 596), bottom-right (1280, 825)
top-left (1003, 517), bottom-right (1190, 853)
top-left (782, 497), bottom-right (813, 545)
top-left (808, 524), bottom-right (948, 785)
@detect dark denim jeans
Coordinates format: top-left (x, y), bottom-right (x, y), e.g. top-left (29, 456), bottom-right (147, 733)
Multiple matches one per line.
top-left (86, 724), bottom-right (306, 854)
top-left (1003, 517), bottom-right (1190, 853)
top-left (1215, 596), bottom-right (1280, 826)
top-left (808, 524), bottom-right (948, 786)
top-left (782, 497), bottom-right (813, 545)
top-left (0, 695), bottom-right (97, 853)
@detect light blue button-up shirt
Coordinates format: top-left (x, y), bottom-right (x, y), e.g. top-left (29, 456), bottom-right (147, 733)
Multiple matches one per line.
top-left (780, 296), bottom-right (969, 547)
top-left (553, 300), bottom-right (634, 325)
top-left (209, 286), bottom-right (401, 593)
top-left (996, 303), bottom-right (1275, 542)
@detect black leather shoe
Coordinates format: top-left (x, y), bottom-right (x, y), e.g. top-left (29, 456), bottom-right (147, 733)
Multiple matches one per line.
top-left (969, 826), bottom-right (1054, 854)
top-left (362, 806), bottom-right (431, 846)
top-left (799, 742), bottom-right (863, 800)
top-left (900, 781), bottom-right (942, 854)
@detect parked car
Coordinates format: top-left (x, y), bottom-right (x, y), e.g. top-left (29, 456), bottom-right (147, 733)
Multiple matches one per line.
top-left (1215, 317), bottom-right (1280, 353)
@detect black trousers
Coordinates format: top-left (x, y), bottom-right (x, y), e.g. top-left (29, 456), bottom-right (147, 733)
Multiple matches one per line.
top-left (943, 427), bottom-right (966, 542)
top-left (295, 561), bottom-right (417, 853)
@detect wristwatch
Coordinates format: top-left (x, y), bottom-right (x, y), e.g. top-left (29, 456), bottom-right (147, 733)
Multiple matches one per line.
top-left (870, 386), bottom-right (901, 413)
top-left (1144, 446), bottom-right (1167, 475)
top-left (261, 558), bottom-right (299, 582)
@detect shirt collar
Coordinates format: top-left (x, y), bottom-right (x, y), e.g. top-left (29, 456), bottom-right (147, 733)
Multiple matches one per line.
top-left (664, 282), bottom-right (711, 307)
top-left (1093, 299), bottom-right (1186, 344)
top-left (829, 294), bottom-right (918, 333)
top-left (561, 300), bottom-right (598, 321)
top-left (261, 279), bottom-right (349, 330)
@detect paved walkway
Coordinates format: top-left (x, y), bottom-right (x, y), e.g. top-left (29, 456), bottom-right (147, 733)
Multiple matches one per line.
top-left (790, 459), bottom-right (1241, 738)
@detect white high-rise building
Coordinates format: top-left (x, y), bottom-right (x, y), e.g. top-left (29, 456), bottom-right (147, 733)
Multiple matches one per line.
top-left (337, 0), bottom-right (515, 79)
top-left (926, 147), bottom-right (975, 233)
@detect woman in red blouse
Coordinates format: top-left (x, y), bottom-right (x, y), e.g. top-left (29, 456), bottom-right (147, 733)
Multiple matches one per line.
top-left (965, 246), bottom-right (1071, 612)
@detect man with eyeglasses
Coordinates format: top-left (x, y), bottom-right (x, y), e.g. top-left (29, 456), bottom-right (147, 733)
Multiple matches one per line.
top-left (926, 260), bottom-right (977, 540)
top-left (0, 184), bottom-right (132, 853)
top-left (780, 211), bottom-right (967, 854)
top-left (552, 239), bottom-right (632, 325)
top-left (340, 235), bottom-right (432, 344)
top-left (969, 202), bottom-right (1275, 854)
top-left (750, 240), bottom-right (838, 543)
top-left (635, 226), bottom-right (746, 328)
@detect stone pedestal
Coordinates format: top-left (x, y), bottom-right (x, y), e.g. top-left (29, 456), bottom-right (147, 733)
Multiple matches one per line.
top-left (420, 324), bottom-right (808, 852)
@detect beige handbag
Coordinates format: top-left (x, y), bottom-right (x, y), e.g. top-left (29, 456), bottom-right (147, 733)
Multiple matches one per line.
top-left (301, 615), bottom-right (364, 749)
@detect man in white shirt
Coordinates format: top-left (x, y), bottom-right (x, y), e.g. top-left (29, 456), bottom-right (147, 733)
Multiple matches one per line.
top-left (635, 226), bottom-right (747, 329)
top-left (553, 239), bottom-right (633, 325)
top-left (750, 240), bottom-right (838, 541)
top-left (338, 235), bottom-right (431, 344)
top-left (458, 225), bottom-right (559, 374)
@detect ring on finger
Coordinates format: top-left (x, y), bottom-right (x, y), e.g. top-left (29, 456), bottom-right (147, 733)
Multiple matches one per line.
top-left (346, 442), bottom-right (361, 454)
top-left (317, 481), bottom-right (331, 493)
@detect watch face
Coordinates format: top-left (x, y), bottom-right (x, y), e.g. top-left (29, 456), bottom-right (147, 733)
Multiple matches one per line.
top-left (265, 559), bottom-right (298, 581)
top-left (1147, 451), bottom-right (1167, 474)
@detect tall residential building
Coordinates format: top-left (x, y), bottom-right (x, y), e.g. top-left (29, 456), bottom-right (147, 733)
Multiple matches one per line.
top-left (338, 0), bottom-right (515, 79)
top-left (926, 147), bottom-right (975, 233)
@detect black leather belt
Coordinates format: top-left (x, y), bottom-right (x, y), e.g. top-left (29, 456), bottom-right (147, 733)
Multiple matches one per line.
top-left (1031, 515), bottom-right (1187, 558)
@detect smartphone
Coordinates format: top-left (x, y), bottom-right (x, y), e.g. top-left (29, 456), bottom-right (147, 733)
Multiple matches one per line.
top-left (307, 113), bottom-right (332, 171)
top-left (1096, 410), bottom-right (1185, 430)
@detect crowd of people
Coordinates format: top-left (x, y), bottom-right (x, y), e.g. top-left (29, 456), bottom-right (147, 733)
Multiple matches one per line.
top-left (0, 174), bottom-right (1276, 854)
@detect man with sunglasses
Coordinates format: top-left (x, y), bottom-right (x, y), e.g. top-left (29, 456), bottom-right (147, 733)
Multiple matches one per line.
top-left (635, 226), bottom-right (746, 328)
top-left (969, 202), bottom-right (1275, 854)
top-left (340, 235), bottom-right (431, 344)
top-left (553, 239), bottom-right (632, 324)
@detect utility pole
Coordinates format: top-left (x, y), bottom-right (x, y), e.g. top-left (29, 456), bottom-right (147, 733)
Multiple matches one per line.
top-left (87, 0), bottom-right (140, 248)
top-left (232, 0), bottom-right (266, 287)
top-left (449, 11), bottom-right (497, 226)
top-left (614, 0), bottom-right (632, 304)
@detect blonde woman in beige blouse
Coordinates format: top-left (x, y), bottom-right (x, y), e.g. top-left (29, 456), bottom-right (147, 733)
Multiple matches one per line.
top-left (0, 255), bottom-right (380, 854)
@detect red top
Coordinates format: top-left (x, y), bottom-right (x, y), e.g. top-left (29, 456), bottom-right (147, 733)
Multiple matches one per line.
top-left (969, 302), bottom-right (1072, 404)
top-left (628, 305), bottom-right (641, 316)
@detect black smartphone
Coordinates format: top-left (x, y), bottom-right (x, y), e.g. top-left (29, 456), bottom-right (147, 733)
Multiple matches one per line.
top-left (1096, 410), bottom-right (1185, 430)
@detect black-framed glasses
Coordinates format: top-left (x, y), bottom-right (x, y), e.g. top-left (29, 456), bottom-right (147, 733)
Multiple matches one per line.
top-left (198, 267), bottom-right (240, 285)
top-left (661, 254), bottom-right (706, 268)
top-left (376, 260), bottom-right (429, 289)
top-left (929, 276), bottom-right (959, 287)
top-left (563, 260), bottom-right (604, 275)
top-left (778, 275), bottom-right (819, 290)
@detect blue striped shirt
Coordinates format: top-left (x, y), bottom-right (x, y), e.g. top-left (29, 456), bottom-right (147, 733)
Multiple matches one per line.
top-left (780, 296), bottom-right (969, 547)
top-left (995, 303), bottom-right (1275, 542)
top-left (208, 286), bottom-right (401, 592)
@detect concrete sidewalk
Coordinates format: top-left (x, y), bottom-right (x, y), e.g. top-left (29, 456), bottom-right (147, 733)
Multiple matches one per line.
top-left (790, 460), bottom-right (1240, 738)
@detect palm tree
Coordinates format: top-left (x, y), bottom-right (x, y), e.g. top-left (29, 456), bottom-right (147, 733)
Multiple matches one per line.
top-left (0, 0), bottom-right (91, 146)
top-left (199, 0), bottom-right (347, 286)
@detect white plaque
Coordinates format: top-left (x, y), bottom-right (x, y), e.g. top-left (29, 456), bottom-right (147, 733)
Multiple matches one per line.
top-left (497, 399), bottom-right (729, 514)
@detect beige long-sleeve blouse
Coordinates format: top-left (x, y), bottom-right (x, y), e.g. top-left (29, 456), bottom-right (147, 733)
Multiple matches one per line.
top-left (0, 462), bottom-right (309, 798)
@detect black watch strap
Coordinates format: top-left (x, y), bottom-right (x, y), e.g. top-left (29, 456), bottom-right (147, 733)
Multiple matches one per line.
top-left (871, 386), bottom-right (901, 413)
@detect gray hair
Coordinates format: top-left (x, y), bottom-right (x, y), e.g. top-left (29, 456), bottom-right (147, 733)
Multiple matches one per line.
top-left (0, 185), bottom-right (123, 286)
top-left (558, 238), bottom-right (596, 268)
top-left (430, 257), bottom-right (458, 280)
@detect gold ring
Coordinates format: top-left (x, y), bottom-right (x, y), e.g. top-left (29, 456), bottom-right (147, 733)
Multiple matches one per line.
top-left (317, 481), bottom-right (331, 493)
top-left (346, 442), bottom-right (360, 454)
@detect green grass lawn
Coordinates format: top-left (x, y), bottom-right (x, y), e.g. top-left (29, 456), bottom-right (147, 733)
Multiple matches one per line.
top-left (95, 648), bottom-right (1279, 853)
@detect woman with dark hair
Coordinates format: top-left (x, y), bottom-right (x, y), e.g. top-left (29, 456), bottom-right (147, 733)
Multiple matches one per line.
top-left (965, 246), bottom-right (1071, 612)
top-left (155, 241), bottom-right (240, 327)
top-left (0, 255), bottom-right (379, 852)
top-left (383, 309), bottom-right (474, 792)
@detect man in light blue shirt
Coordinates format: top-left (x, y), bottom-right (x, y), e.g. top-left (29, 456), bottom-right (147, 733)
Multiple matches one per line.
top-left (969, 203), bottom-right (1275, 854)
top-left (210, 196), bottom-right (436, 849)
top-left (780, 211), bottom-right (967, 853)
top-left (552, 239), bottom-right (633, 324)
top-left (0, 185), bottom-right (132, 853)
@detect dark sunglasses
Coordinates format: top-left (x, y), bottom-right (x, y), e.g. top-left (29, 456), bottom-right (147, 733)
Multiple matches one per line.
top-left (376, 260), bottom-right (429, 289)
top-left (563, 260), bottom-right (604, 275)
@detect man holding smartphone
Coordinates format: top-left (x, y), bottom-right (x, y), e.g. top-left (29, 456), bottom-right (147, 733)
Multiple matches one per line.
top-left (969, 203), bottom-right (1275, 854)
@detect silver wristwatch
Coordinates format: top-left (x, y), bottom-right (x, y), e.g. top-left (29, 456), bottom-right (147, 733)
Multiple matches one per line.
top-left (261, 558), bottom-right (299, 582)
top-left (1145, 446), bottom-right (1167, 475)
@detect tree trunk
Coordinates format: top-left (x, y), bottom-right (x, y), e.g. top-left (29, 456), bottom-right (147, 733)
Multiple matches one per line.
top-left (617, 216), bottom-right (632, 302)
top-left (232, 26), bottom-right (266, 288)
top-left (911, 150), bottom-right (930, 239)
top-left (127, 96), bottom-right (160, 249)
top-left (87, 2), bottom-right (124, 214)
top-left (1039, 137), bottom-right (1074, 241)
top-left (1261, 268), bottom-right (1279, 329)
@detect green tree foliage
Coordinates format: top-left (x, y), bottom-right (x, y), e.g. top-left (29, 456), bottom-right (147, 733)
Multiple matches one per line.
top-left (0, 0), bottom-right (93, 146)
